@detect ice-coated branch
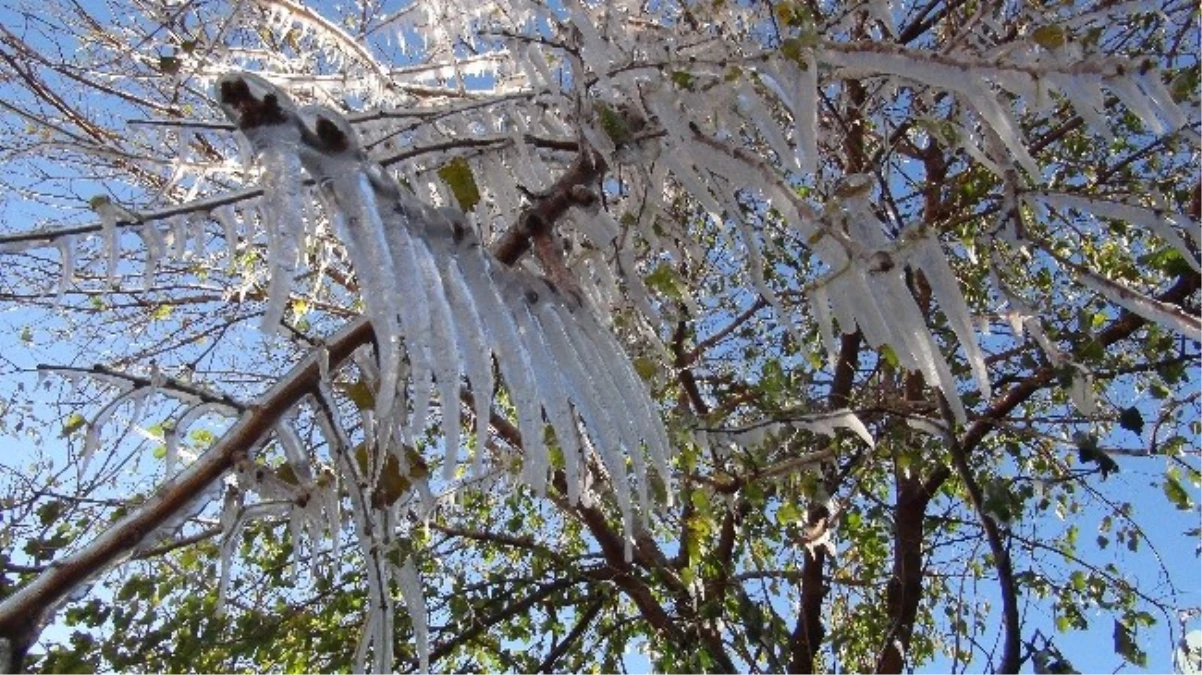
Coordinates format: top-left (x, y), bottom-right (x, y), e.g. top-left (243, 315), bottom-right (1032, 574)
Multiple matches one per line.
top-left (0, 70), bottom-right (675, 672)
top-left (215, 70), bottom-right (673, 510)
top-left (36, 364), bottom-right (247, 412)
top-left (0, 316), bottom-right (373, 668)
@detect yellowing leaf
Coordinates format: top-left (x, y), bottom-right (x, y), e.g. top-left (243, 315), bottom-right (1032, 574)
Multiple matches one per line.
top-left (437, 157), bottom-right (481, 212)
top-left (353, 444), bottom-right (429, 508)
top-left (1032, 25), bottom-right (1067, 49)
top-left (61, 412), bottom-right (87, 438)
top-left (1163, 474), bottom-right (1193, 510)
top-left (276, 464), bottom-right (300, 486)
top-left (338, 378), bottom-right (376, 410)
top-left (633, 357), bottom-right (658, 382)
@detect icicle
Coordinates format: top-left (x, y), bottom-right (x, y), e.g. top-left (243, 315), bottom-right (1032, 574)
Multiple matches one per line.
top-left (214, 206), bottom-right (241, 265)
top-left (805, 284), bottom-right (836, 368)
top-left (1107, 76), bottom-right (1167, 134)
top-left (821, 409), bottom-right (875, 447)
top-left (277, 422), bottom-right (314, 485)
top-left (875, 267), bottom-right (969, 423)
top-left (1069, 366), bottom-right (1097, 417)
top-left (293, 105), bottom-right (405, 443)
top-left (908, 234), bottom-right (992, 398)
top-left (842, 266), bottom-right (893, 350)
top-left (397, 557), bottom-right (429, 674)
top-left (577, 306), bottom-right (672, 497)
top-left (56, 235), bottom-right (75, 300)
top-left (256, 134), bottom-right (305, 334)
top-left (736, 79), bottom-right (798, 170)
top-left (968, 83), bottom-right (1040, 176)
top-left (287, 509), bottom-right (306, 576)
top-left (1034, 193), bottom-right (1201, 273)
top-left (533, 301), bottom-right (622, 505)
top-left (798, 52), bottom-right (819, 176)
top-left (1077, 267), bottom-right (1199, 337)
top-left (164, 423), bottom-right (180, 476)
top-left (95, 200), bottom-right (120, 287)
top-left (1134, 71), bottom-right (1189, 131)
top-left (555, 299), bottom-right (666, 517)
top-left (215, 488), bottom-right (242, 618)
top-left (1046, 73), bottom-right (1114, 142)
top-left (169, 214), bottom-right (188, 260)
top-left (512, 273), bottom-right (615, 494)
top-left (174, 401), bottom-right (239, 445)
top-left (411, 234), bottom-right (464, 481)
top-left (80, 395), bottom-right (127, 475)
top-left (137, 223), bottom-right (166, 291)
top-left (441, 257), bottom-right (495, 478)
top-left (500, 280), bottom-right (579, 495)
top-left (617, 240), bottom-right (662, 326)
top-left (380, 217), bottom-right (436, 445)
top-left (457, 251), bottom-right (548, 494)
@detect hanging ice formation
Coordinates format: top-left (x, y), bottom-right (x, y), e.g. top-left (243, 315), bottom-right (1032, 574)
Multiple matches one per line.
top-left (216, 73), bottom-right (673, 539)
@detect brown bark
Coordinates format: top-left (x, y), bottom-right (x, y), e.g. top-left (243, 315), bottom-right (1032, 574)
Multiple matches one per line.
top-left (0, 316), bottom-right (373, 670)
top-left (874, 473), bottom-right (936, 673)
top-left (0, 142), bottom-right (610, 672)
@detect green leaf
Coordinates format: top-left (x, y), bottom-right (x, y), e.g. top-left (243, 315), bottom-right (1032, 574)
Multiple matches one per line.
top-left (36, 500), bottom-right (64, 527)
top-left (1162, 474), bottom-right (1193, 510)
top-left (775, 502), bottom-right (801, 525)
top-left (879, 344), bottom-right (899, 370)
top-left (644, 263), bottom-right (683, 300)
top-left (436, 157), bottom-right (481, 212)
top-left (1146, 248), bottom-right (1194, 276)
top-left (1113, 619), bottom-right (1148, 667)
top-left (158, 54), bottom-right (180, 75)
top-left (670, 70), bottom-right (695, 90)
top-left (1170, 67), bottom-right (1199, 104)
top-left (597, 104), bottom-right (630, 145)
top-left (1118, 406), bottom-right (1144, 435)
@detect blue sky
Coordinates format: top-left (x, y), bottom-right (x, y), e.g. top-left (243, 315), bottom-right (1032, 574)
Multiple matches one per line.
top-left (0, 0), bottom-right (1199, 672)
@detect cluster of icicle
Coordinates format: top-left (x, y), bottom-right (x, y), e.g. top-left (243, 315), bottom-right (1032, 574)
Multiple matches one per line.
top-left (217, 72), bottom-right (672, 525)
top-left (275, 0), bottom-right (1195, 429)
top-left (212, 70), bottom-right (677, 670)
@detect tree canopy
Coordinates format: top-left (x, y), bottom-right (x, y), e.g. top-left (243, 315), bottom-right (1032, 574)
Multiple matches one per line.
top-left (0, 0), bottom-right (1198, 672)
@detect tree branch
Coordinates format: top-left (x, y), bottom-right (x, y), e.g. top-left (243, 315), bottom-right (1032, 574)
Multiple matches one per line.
top-left (0, 315), bottom-right (372, 665)
top-left (941, 395), bottom-right (1021, 674)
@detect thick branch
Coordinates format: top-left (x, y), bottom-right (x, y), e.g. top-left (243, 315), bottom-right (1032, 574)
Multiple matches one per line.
top-left (0, 109), bottom-right (605, 662)
top-left (491, 149), bottom-right (606, 265)
top-left (874, 471), bottom-right (936, 674)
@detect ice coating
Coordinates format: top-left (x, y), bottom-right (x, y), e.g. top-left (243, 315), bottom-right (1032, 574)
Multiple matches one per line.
top-left (215, 69), bottom-right (681, 665)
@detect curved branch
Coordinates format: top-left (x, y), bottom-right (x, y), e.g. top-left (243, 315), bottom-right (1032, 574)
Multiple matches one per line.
top-left (0, 315), bottom-right (373, 665)
top-left (941, 396), bottom-right (1021, 674)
